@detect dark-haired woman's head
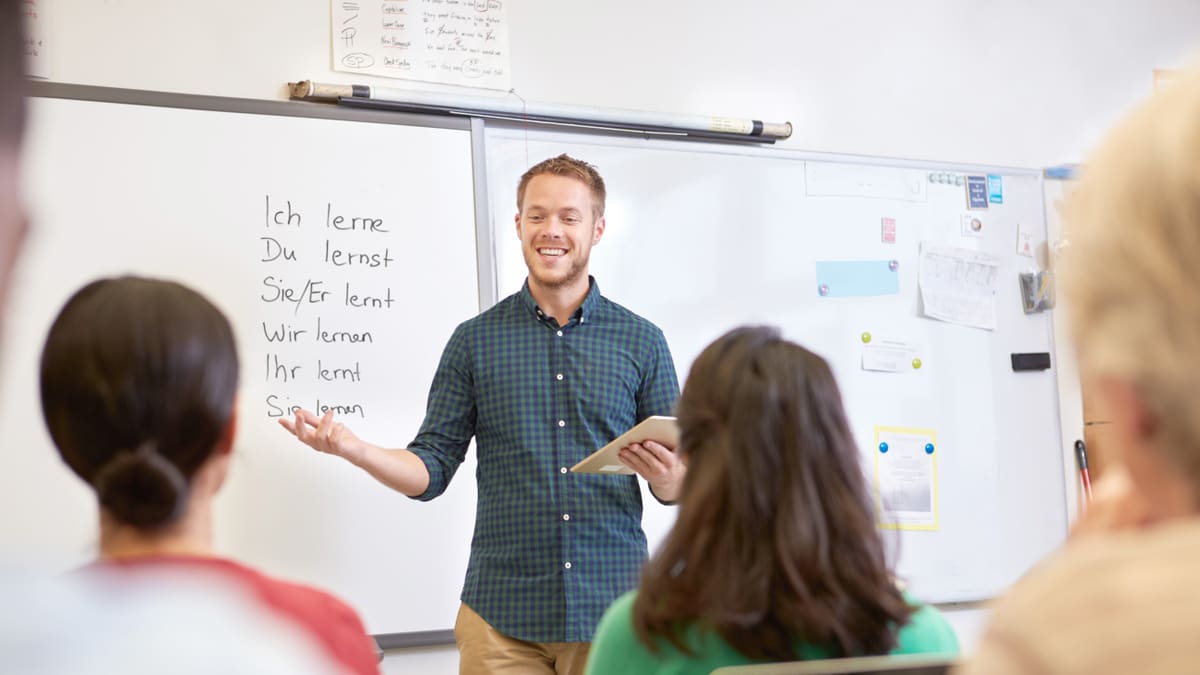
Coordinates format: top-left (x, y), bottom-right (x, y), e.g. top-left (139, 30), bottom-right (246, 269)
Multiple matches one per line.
top-left (40, 276), bottom-right (239, 531)
top-left (634, 326), bottom-right (912, 660)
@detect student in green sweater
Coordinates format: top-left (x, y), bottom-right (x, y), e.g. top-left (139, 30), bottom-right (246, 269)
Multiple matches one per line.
top-left (586, 326), bottom-right (959, 675)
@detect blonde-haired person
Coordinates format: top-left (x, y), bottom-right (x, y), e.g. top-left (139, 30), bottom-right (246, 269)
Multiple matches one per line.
top-left (957, 63), bottom-right (1200, 675)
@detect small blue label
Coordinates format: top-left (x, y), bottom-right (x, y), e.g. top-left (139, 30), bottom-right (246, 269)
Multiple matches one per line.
top-left (814, 260), bottom-right (900, 298)
top-left (987, 174), bottom-right (1003, 204)
top-left (966, 175), bottom-right (988, 209)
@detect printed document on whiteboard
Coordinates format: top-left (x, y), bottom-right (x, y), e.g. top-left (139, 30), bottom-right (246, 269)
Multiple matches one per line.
top-left (875, 426), bottom-right (939, 530)
top-left (331, 0), bottom-right (512, 90)
top-left (918, 243), bottom-right (1001, 330)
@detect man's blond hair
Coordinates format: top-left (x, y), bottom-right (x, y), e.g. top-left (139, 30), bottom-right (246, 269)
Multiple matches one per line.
top-left (516, 154), bottom-right (606, 219)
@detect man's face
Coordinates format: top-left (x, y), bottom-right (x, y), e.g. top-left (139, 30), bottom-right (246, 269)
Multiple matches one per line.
top-left (515, 173), bottom-right (605, 291)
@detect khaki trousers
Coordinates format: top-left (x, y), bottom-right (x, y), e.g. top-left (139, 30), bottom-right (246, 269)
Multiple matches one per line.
top-left (454, 603), bottom-right (590, 675)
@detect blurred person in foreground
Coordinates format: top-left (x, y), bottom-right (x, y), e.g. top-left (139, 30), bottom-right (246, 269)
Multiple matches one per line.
top-left (957, 63), bottom-right (1200, 675)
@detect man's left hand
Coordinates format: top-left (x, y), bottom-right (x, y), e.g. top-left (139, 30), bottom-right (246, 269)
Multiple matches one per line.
top-left (619, 440), bottom-right (685, 503)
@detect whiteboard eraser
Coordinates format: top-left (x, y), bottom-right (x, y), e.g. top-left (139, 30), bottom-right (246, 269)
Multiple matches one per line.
top-left (1010, 352), bottom-right (1051, 371)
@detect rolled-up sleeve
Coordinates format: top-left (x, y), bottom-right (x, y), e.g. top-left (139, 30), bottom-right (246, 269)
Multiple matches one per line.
top-left (407, 323), bottom-right (476, 501)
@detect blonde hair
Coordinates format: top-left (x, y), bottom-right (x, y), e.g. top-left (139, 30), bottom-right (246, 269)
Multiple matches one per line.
top-left (1064, 61), bottom-right (1200, 483)
top-left (516, 154), bottom-right (606, 218)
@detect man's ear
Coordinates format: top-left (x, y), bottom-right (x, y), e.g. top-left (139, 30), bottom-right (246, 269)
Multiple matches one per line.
top-left (514, 212), bottom-right (522, 240)
top-left (593, 216), bottom-right (606, 245)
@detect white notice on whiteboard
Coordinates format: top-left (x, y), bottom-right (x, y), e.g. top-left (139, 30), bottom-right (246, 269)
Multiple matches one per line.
top-left (875, 427), bottom-right (939, 530)
top-left (918, 243), bottom-right (1001, 330)
top-left (861, 340), bottom-right (916, 373)
top-left (331, 0), bottom-right (512, 90)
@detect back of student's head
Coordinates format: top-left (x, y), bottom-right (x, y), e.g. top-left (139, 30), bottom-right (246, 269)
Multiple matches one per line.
top-left (1063, 63), bottom-right (1200, 489)
top-left (40, 277), bottom-right (239, 529)
top-left (634, 325), bottom-right (912, 661)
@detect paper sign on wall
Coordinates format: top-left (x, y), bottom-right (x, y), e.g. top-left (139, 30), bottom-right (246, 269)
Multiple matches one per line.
top-left (918, 243), bottom-right (1001, 330)
top-left (987, 174), bottom-right (1003, 204)
top-left (861, 338), bottom-right (919, 372)
top-left (875, 426), bottom-right (939, 530)
top-left (815, 260), bottom-right (900, 298)
top-left (331, 0), bottom-right (512, 90)
top-left (966, 175), bottom-right (989, 209)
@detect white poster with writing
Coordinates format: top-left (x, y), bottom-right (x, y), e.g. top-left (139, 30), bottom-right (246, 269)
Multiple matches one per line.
top-left (331, 0), bottom-right (511, 90)
top-left (874, 426), bottom-right (940, 530)
top-left (23, 0), bottom-right (48, 79)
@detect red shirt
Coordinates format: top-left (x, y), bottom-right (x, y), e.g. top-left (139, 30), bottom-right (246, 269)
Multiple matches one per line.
top-left (91, 555), bottom-right (381, 675)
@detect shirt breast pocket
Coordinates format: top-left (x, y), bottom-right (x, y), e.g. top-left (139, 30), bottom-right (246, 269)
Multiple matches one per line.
top-left (579, 354), bottom-right (640, 426)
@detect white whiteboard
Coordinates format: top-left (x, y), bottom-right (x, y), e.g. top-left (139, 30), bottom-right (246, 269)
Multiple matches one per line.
top-left (0, 90), bottom-right (482, 636)
top-left (485, 127), bottom-right (1068, 603)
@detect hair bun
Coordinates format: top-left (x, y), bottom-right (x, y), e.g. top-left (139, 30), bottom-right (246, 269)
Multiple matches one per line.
top-left (92, 441), bottom-right (189, 529)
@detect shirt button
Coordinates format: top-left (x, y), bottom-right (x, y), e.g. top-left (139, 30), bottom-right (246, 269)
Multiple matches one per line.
top-left (556, 330), bottom-right (563, 337)
top-left (562, 513), bottom-right (570, 521)
top-left (564, 562), bottom-right (572, 570)
top-left (555, 373), bottom-right (563, 381)
top-left (560, 467), bottom-right (568, 474)
top-left (557, 420), bottom-right (565, 428)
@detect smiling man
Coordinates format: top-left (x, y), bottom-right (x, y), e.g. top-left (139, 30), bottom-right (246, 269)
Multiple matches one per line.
top-left (282, 154), bottom-right (684, 674)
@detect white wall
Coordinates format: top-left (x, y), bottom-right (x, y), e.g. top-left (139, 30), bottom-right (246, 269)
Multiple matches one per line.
top-left (35, 1), bottom-right (1200, 168)
top-left (24, 2), bottom-right (1200, 671)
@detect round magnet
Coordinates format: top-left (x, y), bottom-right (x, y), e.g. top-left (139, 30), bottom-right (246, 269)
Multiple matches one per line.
top-left (888, 259), bottom-right (899, 271)
top-left (925, 443), bottom-right (935, 455)
top-left (861, 332), bottom-right (871, 343)
top-left (912, 357), bottom-right (922, 369)
top-left (879, 442), bottom-right (889, 453)
top-left (818, 284), bottom-right (830, 296)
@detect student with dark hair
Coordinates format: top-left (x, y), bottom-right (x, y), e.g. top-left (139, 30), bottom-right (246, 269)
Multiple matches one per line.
top-left (586, 326), bottom-right (958, 674)
top-left (39, 276), bottom-right (381, 675)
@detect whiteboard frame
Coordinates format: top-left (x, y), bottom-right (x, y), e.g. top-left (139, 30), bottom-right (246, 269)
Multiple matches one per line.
top-left (13, 90), bottom-right (1079, 646)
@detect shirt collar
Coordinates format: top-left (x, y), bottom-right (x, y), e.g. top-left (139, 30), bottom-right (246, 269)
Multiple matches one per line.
top-left (519, 276), bottom-right (602, 325)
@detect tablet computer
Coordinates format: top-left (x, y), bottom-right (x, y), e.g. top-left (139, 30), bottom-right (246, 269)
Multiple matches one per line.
top-left (570, 415), bottom-right (680, 474)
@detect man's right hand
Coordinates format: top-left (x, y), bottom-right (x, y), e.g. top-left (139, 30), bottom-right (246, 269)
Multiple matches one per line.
top-left (279, 408), bottom-right (432, 497)
top-left (279, 409), bottom-right (367, 464)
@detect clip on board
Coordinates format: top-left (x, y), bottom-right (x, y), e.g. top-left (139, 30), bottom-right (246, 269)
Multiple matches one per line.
top-left (1011, 352), bottom-right (1051, 371)
top-left (571, 416), bottom-right (680, 474)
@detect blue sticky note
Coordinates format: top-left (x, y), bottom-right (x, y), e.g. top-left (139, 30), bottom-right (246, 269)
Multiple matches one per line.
top-left (966, 175), bottom-right (988, 209)
top-left (814, 260), bottom-right (900, 297)
top-left (987, 174), bottom-right (1003, 204)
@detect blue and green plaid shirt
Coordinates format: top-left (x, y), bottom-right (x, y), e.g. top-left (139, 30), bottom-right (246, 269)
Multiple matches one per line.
top-left (407, 278), bottom-right (679, 643)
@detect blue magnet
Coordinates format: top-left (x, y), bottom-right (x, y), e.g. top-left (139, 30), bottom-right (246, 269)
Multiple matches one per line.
top-left (888, 259), bottom-right (899, 272)
top-left (818, 283), bottom-right (830, 296)
top-left (879, 442), bottom-right (889, 453)
top-left (925, 443), bottom-right (935, 454)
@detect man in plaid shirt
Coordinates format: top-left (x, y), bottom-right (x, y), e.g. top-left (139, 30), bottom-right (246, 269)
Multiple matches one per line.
top-left (283, 154), bottom-right (685, 674)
